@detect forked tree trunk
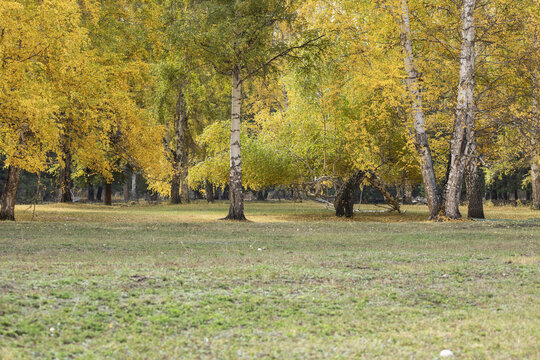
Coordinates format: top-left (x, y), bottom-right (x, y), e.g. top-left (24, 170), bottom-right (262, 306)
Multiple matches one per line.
top-left (170, 175), bottom-right (181, 204)
top-left (225, 65), bottom-right (245, 220)
top-left (205, 180), bottom-right (214, 203)
top-left (335, 170), bottom-right (366, 218)
top-left (0, 166), bottom-right (21, 221)
top-left (444, 0), bottom-right (477, 219)
top-left (399, 0), bottom-right (440, 219)
top-left (464, 140), bottom-right (484, 218)
top-left (131, 172), bottom-right (137, 201)
top-left (104, 183), bottom-right (112, 206)
top-left (60, 145), bottom-right (73, 203)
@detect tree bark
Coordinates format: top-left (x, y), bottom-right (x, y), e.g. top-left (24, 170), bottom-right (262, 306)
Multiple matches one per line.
top-left (399, 0), bottom-right (441, 219)
top-left (181, 173), bottom-right (190, 204)
top-left (60, 144), bottom-right (72, 203)
top-left (177, 87), bottom-right (190, 204)
top-left (464, 149), bottom-right (485, 219)
top-left (335, 170), bottom-right (366, 218)
top-left (532, 158), bottom-right (540, 210)
top-left (225, 65), bottom-right (246, 220)
top-left (205, 180), bottom-right (215, 203)
top-left (366, 172), bottom-right (402, 213)
top-left (104, 183), bottom-right (112, 206)
top-left (255, 190), bottom-right (268, 201)
top-left (88, 185), bottom-right (95, 202)
top-left (0, 166), bottom-right (21, 221)
top-left (96, 186), bottom-right (103, 202)
top-left (123, 182), bottom-right (129, 203)
top-left (444, 0), bottom-right (477, 219)
top-left (532, 37), bottom-right (539, 210)
top-left (169, 85), bottom-right (190, 205)
top-left (170, 175), bottom-right (181, 204)
top-left (404, 183), bottom-right (413, 204)
top-left (123, 167), bottom-right (130, 203)
top-left (395, 184), bottom-right (403, 203)
top-left (131, 172), bottom-right (137, 201)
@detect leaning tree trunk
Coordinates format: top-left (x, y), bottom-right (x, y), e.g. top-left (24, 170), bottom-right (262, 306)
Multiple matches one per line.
top-left (335, 170), bottom-right (366, 218)
top-left (104, 183), bottom-right (112, 206)
top-left (205, 180), bottom-right (214, 203)
top-left (0, 166), bottom-right (21, 221)
top-left (444, 0), bottom-right (477, 219)
top-left (225, 65), bottom-right (246, 220)
top-left (399, 0), bottom-right (441, 219)
top-left (366, 172), bottom-right (402, 213)
top-left (60, 144), bottom-right (73, 203)
top-left (464, 139), bottom-right (484, 218)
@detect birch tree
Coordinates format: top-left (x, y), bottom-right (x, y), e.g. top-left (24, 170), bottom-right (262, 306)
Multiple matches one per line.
top-left (183, 0), bottom-right (322, 220)
top-left (443, 0), bottom-right (477, 219)
top-left (397, 0), bottom-right (441, 219)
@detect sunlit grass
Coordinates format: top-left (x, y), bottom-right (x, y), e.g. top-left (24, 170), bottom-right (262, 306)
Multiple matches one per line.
top-left (13, 200), bottom-right (539, 223)
top-left (1, 202), bottom-right (539, 359)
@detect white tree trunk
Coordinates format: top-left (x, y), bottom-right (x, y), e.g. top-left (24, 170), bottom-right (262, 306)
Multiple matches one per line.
top-left (532, 49), bottom-right (539, 210)
top-left (123, 166), bottom-right (130, 203)
top-left (444, 0), bottom-right (477, 219)
top-left (131, 172), bottom-right (137, 201)
top-left (399, 0), bottom-right (441, 219)
top-left (532, 157), bottom-right (540, 210)
top-left (225, 65), bottom-right (246, 220)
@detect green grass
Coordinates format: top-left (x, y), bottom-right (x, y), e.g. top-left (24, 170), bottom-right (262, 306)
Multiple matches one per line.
top-left (0, 202), bottom-right (539, 359)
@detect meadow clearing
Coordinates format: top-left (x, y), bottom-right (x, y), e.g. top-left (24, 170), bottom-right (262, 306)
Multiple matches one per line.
top-left (0, 202), bottom-right (539, 359)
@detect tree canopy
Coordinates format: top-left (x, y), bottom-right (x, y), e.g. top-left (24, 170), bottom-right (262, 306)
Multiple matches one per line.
top-left (1, 0), bottom-right (538, 220)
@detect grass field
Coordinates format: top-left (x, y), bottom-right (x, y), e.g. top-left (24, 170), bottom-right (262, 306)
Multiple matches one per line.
top-left (0, 202), bottom-right (539, 359)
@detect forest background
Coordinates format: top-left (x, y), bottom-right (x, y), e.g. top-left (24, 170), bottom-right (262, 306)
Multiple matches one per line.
top-left (1, 0), bottom-right (538, 221)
